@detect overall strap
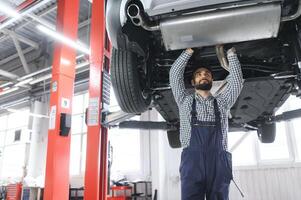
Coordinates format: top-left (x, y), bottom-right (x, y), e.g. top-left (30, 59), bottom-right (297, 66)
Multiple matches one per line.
top-left (213, 98), bottom-right (221, 130)
top-left (190, 97), bottom-right (197, 125)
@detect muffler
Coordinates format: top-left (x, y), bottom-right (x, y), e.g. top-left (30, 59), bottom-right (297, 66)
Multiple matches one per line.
top-left (160, 3), bottom-right (281, 50)
top-left (127, 3), bottom-right (281, 51)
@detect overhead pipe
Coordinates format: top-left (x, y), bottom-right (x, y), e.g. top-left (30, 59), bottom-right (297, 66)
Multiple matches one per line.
top-left (215, 45), bottom-right (229, 71)
top-left (214, 45), bottom-right (229, 95)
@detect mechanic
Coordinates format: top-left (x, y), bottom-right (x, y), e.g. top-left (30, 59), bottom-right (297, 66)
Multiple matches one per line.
top-left (169, 47), bottom-right (243, 200)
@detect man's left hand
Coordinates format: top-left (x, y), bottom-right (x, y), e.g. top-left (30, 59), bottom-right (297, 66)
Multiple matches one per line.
top-left (227, 47), bottom-right (236, 56)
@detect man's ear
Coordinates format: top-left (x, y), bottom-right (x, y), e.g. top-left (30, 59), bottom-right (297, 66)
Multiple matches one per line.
top-left (191, 79), bottom-right (195, 86)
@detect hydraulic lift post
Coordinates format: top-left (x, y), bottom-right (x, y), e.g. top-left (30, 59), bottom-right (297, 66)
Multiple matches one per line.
top-left (44, 0), bottom-right (80, 199)
top-left (84, 0), bottom-right (111, 199)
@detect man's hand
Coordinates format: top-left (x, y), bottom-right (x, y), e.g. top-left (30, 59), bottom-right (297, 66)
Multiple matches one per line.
top-left (227, 47), bottom-right (236, 56)
top-left (186, 48), bottom-right (194, 55)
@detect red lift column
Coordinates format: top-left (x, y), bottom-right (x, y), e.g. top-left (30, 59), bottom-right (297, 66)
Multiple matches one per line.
top-left (84, 0), bottom-right (111, 199)
top-left (44, 0), bottom-right (80, 199)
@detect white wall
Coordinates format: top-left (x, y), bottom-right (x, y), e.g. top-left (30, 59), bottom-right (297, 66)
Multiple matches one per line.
top-left (150, 129), bottom-right (182, 200)
top-left (25, 101), bottom-right (49, 187)
top-left (230, 167), bottom-right (301, 200)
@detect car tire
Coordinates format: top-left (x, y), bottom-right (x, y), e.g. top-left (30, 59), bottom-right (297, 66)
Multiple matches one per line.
top-left (167, 130), bottom-right (181, 148)
top-left (111, 48), bottom-right (151, 114)
top-left (257, 122), bottom-right (276, 143)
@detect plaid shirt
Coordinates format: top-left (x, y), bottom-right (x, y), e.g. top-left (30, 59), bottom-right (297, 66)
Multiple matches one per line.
top-left (169, 50), bottom-right (243, 150)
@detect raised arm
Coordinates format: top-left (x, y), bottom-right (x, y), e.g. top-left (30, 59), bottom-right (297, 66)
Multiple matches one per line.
top-left (169, 49), bottom-right (193, 105)
top-left (218, 48), bottom-right (244, 109)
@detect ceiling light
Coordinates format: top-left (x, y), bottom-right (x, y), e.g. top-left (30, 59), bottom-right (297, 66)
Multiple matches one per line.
top-left (29, 74), bottom-right (52, 85)
top-left (0, 81), bottom-right (13, 88)
top-left (15, 78), bottom-right (34, 87)
top-left (36, 25), bottom-right (90, 55)
top-left (0, 3), bottom-right (21, 19)
top-left (0, 87), bottom-right (19, 96)
top-left (0, 0), bottom-right (53, 31)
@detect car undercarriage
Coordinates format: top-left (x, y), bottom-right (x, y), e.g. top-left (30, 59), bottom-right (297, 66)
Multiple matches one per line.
top-left (106, 0), bottom-right (301, 147)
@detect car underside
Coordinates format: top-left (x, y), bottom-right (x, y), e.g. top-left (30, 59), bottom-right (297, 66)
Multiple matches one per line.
top-left (106, 0), bottom-right (301, 147)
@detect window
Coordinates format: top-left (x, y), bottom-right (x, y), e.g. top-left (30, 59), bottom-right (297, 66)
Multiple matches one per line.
top-left (1, 144), bottom-right (26, 178)
top-left (72, 94), bottom-right (84, 114)
top-left (14, 130), bottom-right (21, 142)
top-left (70, 135), bottom-right (81, 175)
top-left (0, 132), bottom-right (5, 147)
top-left (291, 118), bottom-right (301, 162)
top-left (109, 117), bottom-right (141, 174)
top-left (71, 114), bottom-right (84, 134)
top-left (0, 108), bottom-right (30, 179)
top-left (81, 134), bottom-right (87, 173)
top-left (228, 95), bottom-right (301, 167)
top-left (0, 115), bottom-right (7, 131)
top-left (258, 122), bottom-right (290, 161)
top-left (286, 95), bottom-right (301, 162)
top-left (69, 93), bottom-right (88, 175)
top-left (228, 131), bottom-right (257, 167)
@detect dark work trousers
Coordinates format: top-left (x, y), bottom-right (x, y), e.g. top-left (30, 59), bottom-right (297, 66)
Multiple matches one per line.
top-left (180, 98), bottom-right (233, 200)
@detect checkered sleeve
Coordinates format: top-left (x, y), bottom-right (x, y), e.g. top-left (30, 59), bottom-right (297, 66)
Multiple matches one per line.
top-left (218, 53), bottom-right (243, 109)
top-left (169, 50), bottom-right (192, 105)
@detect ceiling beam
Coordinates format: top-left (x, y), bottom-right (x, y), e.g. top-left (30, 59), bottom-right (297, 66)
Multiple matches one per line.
top-left (10, 34), bottom-right (31, 74)
top-left (0, 46), bottom-right (34, 66)
top-left (1, 29), bottom-right (39, 49)
top-left (27, 13), bottom-right (55, 30)
top-left (0, 69), bottom-right (19, 80)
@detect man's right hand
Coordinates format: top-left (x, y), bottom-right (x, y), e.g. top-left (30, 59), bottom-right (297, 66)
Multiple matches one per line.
top-left (186, 48), bottom-right (194, 55)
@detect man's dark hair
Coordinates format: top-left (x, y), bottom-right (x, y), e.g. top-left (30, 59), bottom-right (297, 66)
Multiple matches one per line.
top-left (191, 66), bottom-right (213, 80)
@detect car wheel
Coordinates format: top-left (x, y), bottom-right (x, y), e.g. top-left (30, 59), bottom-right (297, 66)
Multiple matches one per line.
top-left (167, 130), bottom-right (181, 148)
top-left (257, 122), bottom-right (276, 143)
top-left (111, 48), bottom-right (151, 114)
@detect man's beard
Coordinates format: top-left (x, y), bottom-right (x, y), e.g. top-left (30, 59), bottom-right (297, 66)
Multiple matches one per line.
top-left (194, 82), bottom-right (212, 91)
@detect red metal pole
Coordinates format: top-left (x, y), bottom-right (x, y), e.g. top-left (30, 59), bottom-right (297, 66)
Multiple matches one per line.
top-left (84, 0), bottom-right (110, 199)
top-left (43, 0), bottom-right (80, 199)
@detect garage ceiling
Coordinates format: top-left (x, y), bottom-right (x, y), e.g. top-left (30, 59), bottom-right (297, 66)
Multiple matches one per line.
top-left (0, 0), bottom-right (92, 109)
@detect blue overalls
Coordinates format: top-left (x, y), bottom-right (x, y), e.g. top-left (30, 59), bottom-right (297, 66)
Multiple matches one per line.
top-left (180, 97), bottom-right (233, 200)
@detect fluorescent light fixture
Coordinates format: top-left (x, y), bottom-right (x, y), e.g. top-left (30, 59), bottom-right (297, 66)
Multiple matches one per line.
top-left (0, 0), bottom-right (53, 31)
top-left (0, 3), bottom-right (21, 19)
top-left (29, 74), bottom-right (52, 85)
top-left (15, 78), bottom-right (34, 87)
top-left (0, 81), bottom-right (13, 88)
top-left (36, 25), bottom-right (90, 55)
top-left (0, 87), bottom-right (19, 96)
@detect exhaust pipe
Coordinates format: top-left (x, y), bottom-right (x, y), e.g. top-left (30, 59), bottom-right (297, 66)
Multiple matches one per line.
top-left (127, 4), bottom-right (159, 31)
top-left (215, 45), bottom-right (229, 71)
top-left (214, 45), bottom-right (229, 96)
